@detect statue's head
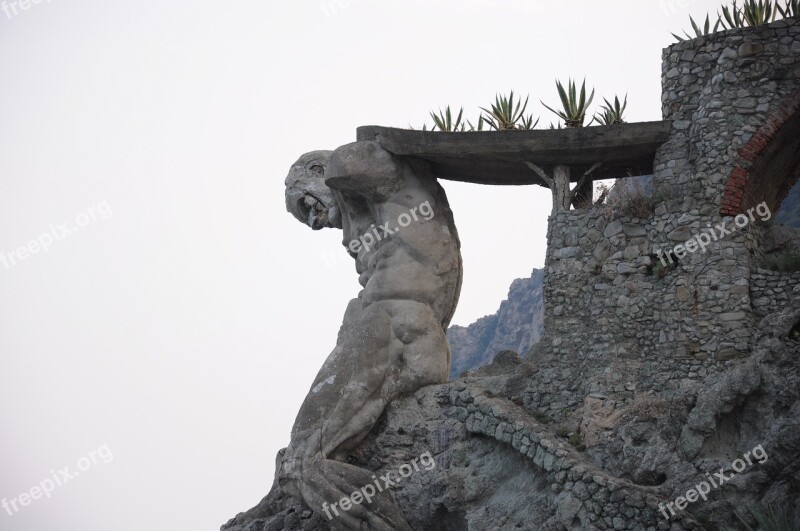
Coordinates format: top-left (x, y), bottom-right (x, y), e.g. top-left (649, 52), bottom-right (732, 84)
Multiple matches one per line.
top-left (285, 150), bottom-right (342, 230)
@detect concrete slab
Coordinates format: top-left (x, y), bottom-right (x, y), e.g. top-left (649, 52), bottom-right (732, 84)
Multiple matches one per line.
top-left (356, 121), bottom-right (672, 186)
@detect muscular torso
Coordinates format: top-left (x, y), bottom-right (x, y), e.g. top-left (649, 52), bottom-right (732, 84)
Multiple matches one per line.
top-left (335, 170), bottom-right (462, 329)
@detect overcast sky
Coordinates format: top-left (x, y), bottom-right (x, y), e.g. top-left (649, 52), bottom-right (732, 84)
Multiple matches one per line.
top-left (0, 1), bottom-right (727, 529)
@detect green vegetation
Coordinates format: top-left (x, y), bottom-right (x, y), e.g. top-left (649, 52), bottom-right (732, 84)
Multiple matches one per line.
top-left (593, 94), bottom-right (628, 125)
top-left (762, 248), bottom-right (800, 272)
top-left (597, 178), bottom-right (655, 220)
top-left (778, 0), bottom-right (799, 17)
top-left (430, 106), bottom-right (466, 132)
top-left (555, 426), bottom-right (586, 451)
top-left (721, 0), bottom-right (778, 27)
top-left (672, 0), bottom-right (799, 42)
top-left (467, 116), bottom-right (485, 132)
top-left (479, 91), bottom-right (534, 131)
top-left (541, 79), bottom-right (595, 128)
top-left (568, 432), bottom-right (586, 451)
top-left (420, 82), bottom-right (632, 132)
top-left (734, 504), bottom-right (800, 530)
top-left (519, 114), bottom-right (540, 130)
top-left (420, 0), bottom-right (798, 130)
top-left (651, 258), bottom-right (678, 278)
top-left (672, 14), bottom-right (722, 41)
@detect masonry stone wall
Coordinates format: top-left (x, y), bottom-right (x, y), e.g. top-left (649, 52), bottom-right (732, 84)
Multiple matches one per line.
top-left (750, 268), bottom-right (800, 317)
top-left (534, 17), bottom-right (800, 416)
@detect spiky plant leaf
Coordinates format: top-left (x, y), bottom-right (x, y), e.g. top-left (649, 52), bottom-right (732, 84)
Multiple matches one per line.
top-left (466, 116), bottom-right (485, 132)
top-left (430, 105), bottom-right (465, 132)
top-left (672, 14), bottom-right (722, 42)
top-left (778, 0), bottom-right (799, 17)
top-left (735, 504), bottom-right (800, 530)
top-left (593, 94), bottom-right (628, 125)
top-left (721, 0), bottom-right (744, 27)
top-left (721, 0), bottom-right (777, 28)
top-left (519, 114), bottom-right (540, 130)
top-left (480, 91), bottom-right (530, 130)
top-left (542, 78), bottom-right (595, 127)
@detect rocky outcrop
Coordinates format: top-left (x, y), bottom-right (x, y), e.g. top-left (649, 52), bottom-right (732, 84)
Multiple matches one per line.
top-left (447, 269), bottom-right (544, 378)
top-left (226, 307), bottom-right (800, 529)
top-left (225, 17), bottom-right (800, 531)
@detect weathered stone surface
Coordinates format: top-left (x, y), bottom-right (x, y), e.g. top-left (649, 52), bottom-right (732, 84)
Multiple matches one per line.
top-left (227, 16), bottom-right (800, 531)
top-left (556, 492), bottom-right (583, 525)
top-left (604, 220), bottom-right (623, 238)
top-left (356, 121), bottom-right (672, 185)
top-left (738, 42), bottom-right (764, 57)
top-left (275, 143), bottom-right (463, 530)
top-left (667, 226), bottom-right (693, 242)
top-left (447, 269), bottom-right (544, 378)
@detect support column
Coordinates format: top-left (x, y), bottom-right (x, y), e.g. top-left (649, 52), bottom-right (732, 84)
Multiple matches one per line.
top-left (552, 165), bottom-right (571, 213)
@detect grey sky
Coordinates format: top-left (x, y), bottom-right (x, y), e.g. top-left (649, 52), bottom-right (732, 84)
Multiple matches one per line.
top-left (0, 1), bottom-right (724, 529)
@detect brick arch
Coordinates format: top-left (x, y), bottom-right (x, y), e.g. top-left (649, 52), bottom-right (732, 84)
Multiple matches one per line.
top-left (721, 91), bottom-right (800, 217)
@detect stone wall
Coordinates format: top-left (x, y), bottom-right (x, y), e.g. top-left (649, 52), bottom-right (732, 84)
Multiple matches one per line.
top-left (750, 268), bottom-right (800, 317)
top-left (534, 17), bottom-right (800, 418)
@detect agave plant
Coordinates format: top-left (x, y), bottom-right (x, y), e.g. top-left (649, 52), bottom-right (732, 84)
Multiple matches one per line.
top-left (430, 106), bottom-right (465, 132)
top-left (467, 116), bottom-right (485, 132)
top-left (735, 504), bottom-right (800, 530)
top-left (519, 114), bottom-right (540, 130)
top-left (778, 0), bottom-right (799, 17)
top-left (542, 79), bottom-right (595, 128)
top-left (480, 91), bottom-right (530, 130)
top-left (738, 0), bottom-right (779, 24)
top-left (593, 94), bottom-right (628, 125)
top-left (672, 14), bottom-right (723, 41)
top-left (720, 0), bottom-right (777, 28)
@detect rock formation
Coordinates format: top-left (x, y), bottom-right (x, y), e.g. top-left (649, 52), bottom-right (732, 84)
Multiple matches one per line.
top-left (225, 17), bottom-right (800, 531)
top-left (447, 269), bottom-right (544, 379)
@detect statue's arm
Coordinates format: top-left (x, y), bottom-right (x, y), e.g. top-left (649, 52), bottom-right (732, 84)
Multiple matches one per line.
top-left (325, 141), bottom-right (403, 202)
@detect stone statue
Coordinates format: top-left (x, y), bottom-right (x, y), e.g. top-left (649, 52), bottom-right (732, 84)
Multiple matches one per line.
top-left (281, 141), bottom-right (462, 530)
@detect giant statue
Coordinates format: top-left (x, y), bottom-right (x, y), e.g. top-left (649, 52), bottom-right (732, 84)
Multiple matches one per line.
top-left (279, 140), bottom-right (462, 530)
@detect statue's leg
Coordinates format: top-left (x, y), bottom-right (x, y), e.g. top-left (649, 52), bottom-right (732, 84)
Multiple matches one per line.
top-left (280, 302), bottom-right (411, 529)
top-left (280, 300), bottom-right (448, 529)
top-left (289, 301), bottom-right (397, 457)
top-left (310, 300), bottom-right (450, 458)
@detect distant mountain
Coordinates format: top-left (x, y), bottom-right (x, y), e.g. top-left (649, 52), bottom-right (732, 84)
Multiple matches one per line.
top-left (776, 179), bottom-right (800, 228)
top-left (447, 269), bottom-right (544, 379)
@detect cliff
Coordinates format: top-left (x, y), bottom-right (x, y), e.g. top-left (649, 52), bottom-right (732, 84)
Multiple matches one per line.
top-left (447, 269), bottom-right (544, 379)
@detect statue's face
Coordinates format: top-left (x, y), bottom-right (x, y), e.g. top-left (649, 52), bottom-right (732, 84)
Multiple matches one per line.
top-left (285, 151), bottom-right (342, 230)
